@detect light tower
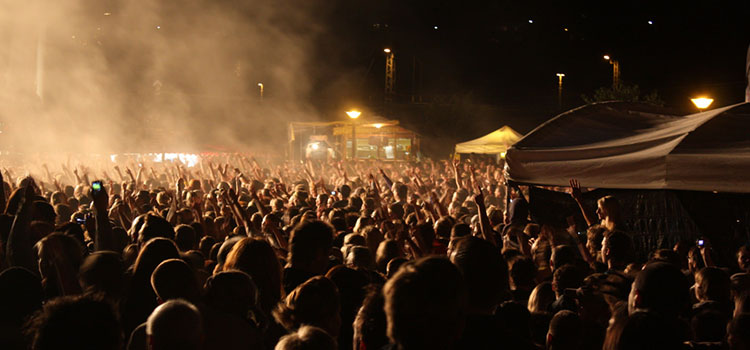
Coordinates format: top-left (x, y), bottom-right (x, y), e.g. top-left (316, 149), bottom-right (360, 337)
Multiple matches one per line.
top-left (384, 48), bottom-right (395, 103)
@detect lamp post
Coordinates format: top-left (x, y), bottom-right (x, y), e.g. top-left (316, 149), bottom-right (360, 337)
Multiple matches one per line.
top-left (603, 55), bottom-right (620, 88)
top-left (346, 110), bottom-right (361, 159)
top-left (384, 48), bottom-right (395, 103)
top-left (691, 97), bottom-right (713, 112)
top-left (556, 73), bottom-right (565, 110)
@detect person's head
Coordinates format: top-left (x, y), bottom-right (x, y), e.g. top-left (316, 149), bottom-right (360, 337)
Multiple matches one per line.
top-left (288, 220), bottom-right (334, 274)
top-left (212, 236), bottom-right (242, 273)
top-left (78, 251), bottom-right (125, 300)
top-left (528, 282), bottom-right (555, 313)
top-left (55, 221), bottom-right (86, 248)
top-left (32, 201), bottom-right (56, 225)
top-left (596, 196), bottom-right (621, 225)
top-left (0, 267), bottom-right (43, 325)
top-left (550, 245), bottom-right (578, 271)
top-left (353, 217), bottom-right (374, 234)
top-left (392, 182), bottom-right (408, 202)
top-left (35, 233), bottom-right (84, 290)
top-left (274, 276), bottom-right (341, 337)
top-left (546, 310), bottom-right (582, 350)
top-left (325, 265), bottom-right (369, 342)
top-left (133, 238), bottom-right (180, 282)
top-left (727, 313), bottom-right (750, 350)
top-left (384, 257), bottom-right (467, 350)
top-left (694, 266), bottom-right (731, 304)
top-left (361, 225), bottom-right (384, 254)
top-left (602, 301), bottom-right (629, 350)
top-left (628, 262), bottom-right (689, 318)
top-left (53, 204), bottom-right (73, 225)
top-left (338, 184), bottom-right (352, 200)
top-left (601, 230), bottom-right (634, 270)
top-left (649, 248), bottom-right (682, 268)
top-left (146, 299), bottom-right (203, 350)
top-left (586, 225), bottom-right (607, 261)
top-left (174, 224), bottom-right (197, 252)
top-left (203, 270), bottom-right (258, 320)
top-left (138, 214), bottom-right (175, 246)
top-left (411, 223), bottom-right (436, 255)
top-left (198, 236), bottom-right (216, 259)
top-left (275, 325), bottom-right (337, 350)
top-left (433, 216), bottom-right (455, 240)
top-left (383, 201), bottom-right (403, 221)
top-left (223, 237), bottom-right (283, 313)
top-left (552, 264), bottom-right (584, 298)
top-left (151, 259), bottom-right (199, 303)
top-left (375, 239), bottom-right (403, 274)
top-left (450, 236), bottom-right (508, 314)
top-left (690, 309), bottom-right (729, 343)
top-left (353, 286), bottom-right (388, 350)
top-left (447, 223), bottom-right (471, 255)
top-left (617, 310), bottom-right (683, 350)
top-left (737, 245), bottom-right (750, 273)
top-left (346, 245), bottom-right (375, 270)
top-left (343, 233), bottom-right (366, 247)
top-left (510, 257), bottom-right (537, 290)
top-left (26, 295), bottom-right (122, 350)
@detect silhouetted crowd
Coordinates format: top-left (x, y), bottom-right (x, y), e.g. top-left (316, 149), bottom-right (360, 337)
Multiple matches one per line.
top-left (0, 156), bottom-right (749, 350)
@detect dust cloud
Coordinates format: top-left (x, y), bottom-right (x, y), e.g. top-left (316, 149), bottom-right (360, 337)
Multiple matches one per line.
top-left (0, 0), bottom-right (327, 156)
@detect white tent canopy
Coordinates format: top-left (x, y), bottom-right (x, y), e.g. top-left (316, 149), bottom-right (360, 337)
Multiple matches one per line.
top-left (455, 125), bottom-right (522, 155)
top-left (506, 101), bottom-right (750, 193)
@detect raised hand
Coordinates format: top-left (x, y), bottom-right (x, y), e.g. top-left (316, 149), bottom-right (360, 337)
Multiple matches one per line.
top-left (569, 178), bottom-right (583, 201)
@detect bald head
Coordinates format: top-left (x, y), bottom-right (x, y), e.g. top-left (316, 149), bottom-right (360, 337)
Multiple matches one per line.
top-left (146, 299), bottom-right (203, 350)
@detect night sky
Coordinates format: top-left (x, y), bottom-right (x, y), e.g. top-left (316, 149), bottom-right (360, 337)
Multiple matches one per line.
top-left (11, 0), bottom-right (749, 155)
top-left (309, 1), bottom-right (750, 139)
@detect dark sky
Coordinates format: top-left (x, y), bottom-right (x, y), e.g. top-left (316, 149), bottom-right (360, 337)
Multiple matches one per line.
top-left (309, 1), bottom-right (750, 132)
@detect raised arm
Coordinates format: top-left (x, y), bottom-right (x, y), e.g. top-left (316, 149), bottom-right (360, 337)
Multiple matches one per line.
top-left (452, 159), bottom-right (462, 190)
top-left (569, 179), bottom-right (597, 228)
top-left (92, 183), bottom-right (115, 252)
top-left (6, 185), bottom-right (37, 272)
top-left (378, 167), bottom-right (393, 188)
top-left (473, 185), bottom-right (497, 246)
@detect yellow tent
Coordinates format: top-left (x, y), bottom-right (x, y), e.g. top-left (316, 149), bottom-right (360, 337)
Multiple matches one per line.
top-left (454, 125), bottom-right (522, 155)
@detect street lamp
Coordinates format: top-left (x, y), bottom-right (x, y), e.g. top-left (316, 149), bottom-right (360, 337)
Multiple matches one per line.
top-left (346, 110), bottom-right (361, 119)
top-left (346, 110), bottom-right (361, 159)
top-left (603, 55), bottom-right (620, 88)
top-left (691, 97), bottom-right (713, 112)
top-left (556, 73), bottom-right (565, 110)
top-left (384, 48), bottom-right (395, 103)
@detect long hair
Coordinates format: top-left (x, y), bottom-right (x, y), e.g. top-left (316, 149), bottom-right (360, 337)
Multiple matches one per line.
top-left (223, 238), bottom-right (283, 316)
top-left (597, 196), bottom-right (622, 226)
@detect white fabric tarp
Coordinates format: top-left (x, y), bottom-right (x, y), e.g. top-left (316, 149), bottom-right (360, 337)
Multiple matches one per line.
top-left (505, 101), bottom-right (750, 193)
top-left (455, 125), bottom-right (522, 154)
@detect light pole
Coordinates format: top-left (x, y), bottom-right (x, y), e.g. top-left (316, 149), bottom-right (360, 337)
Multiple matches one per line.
top-left (257, 83), bottom-right (264, 101)
top-left (556, 73), bottom-right (565, 110)
top-left (346, 110), bottom-right (361, 159)
top-left (691, 97), bottom-right (713, 112)
top-left (603, 55), bottom-right (620, 88)
top-left (384, 48), bottom-right (395, 103)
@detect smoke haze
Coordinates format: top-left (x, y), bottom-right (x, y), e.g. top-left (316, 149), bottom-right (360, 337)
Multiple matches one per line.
top-left (0, 0), bottom-right (327, 155)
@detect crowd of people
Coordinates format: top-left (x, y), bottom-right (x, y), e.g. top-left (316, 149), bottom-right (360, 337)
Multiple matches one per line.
top-left (0, 155), bottom-right (749, 350)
